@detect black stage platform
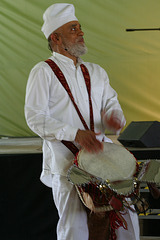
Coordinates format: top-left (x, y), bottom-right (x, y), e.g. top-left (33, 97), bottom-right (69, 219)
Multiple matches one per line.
top-left (0, 137), bottom-right (58, 240)
top-left (1, 136), bottom-right (160, 239)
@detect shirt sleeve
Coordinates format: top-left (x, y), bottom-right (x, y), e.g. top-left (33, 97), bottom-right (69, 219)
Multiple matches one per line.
top-left (24, 63), bottom-right (78, 141)
top-left (101, 67), bottom-right (126, 130)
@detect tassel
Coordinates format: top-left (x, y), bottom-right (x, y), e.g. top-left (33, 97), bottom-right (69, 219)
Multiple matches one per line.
top-left (109, 210), bottom-right (128, 240)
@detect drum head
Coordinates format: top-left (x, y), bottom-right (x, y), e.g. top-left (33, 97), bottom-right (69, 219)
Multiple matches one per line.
top-left (138, 160), bottom-right (160, 184)
top-left (77, 142), bottom-right (136, 182)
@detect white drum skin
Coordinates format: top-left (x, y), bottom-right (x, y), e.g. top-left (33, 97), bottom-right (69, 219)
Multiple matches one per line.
top-left (77, 142), bottom-right (136, 182)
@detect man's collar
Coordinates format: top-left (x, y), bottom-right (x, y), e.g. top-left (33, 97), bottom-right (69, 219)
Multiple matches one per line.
top-left (51, 51), bottom-right (83, 66)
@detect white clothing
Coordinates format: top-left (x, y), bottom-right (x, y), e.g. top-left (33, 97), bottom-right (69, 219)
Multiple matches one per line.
top-left (52, 175), bottom-right (89, 240)
top-left (116, 206), bottom-right (140, 240)
top-left (41, 3), bottom-right (78, 39)
top-left (25, 52), bottom-right (139, 240)
top-left (25, 52), bottom-right (123, 187)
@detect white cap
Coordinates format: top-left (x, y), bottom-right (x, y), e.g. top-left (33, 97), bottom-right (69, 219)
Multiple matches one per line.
top-left (41, 3), bottom-right (78, 39)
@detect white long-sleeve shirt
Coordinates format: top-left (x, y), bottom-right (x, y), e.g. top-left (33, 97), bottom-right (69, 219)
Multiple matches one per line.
top-left (25, 52), bottom-right (125, 187)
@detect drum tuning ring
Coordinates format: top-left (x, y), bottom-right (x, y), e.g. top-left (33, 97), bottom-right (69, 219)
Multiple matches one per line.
top-left (99, 184), bottom-right (105, 189)
top-left (106, 179), bottom-right (111, 188)
top-left (99, 184), bottom-right (108, 193)
top-left (133, 178), bottom-right (138, 187)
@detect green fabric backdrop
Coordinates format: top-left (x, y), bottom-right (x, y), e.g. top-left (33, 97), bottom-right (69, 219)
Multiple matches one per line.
top-left (1, 0), bottom-right (160, 136)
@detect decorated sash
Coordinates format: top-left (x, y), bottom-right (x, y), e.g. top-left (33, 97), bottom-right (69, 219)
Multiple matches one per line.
top-left (45, 59), bottom-right (94, 155)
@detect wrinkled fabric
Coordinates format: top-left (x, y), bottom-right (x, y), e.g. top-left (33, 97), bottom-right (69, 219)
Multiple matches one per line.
top-left (25, 51), bottom-right (123, 187)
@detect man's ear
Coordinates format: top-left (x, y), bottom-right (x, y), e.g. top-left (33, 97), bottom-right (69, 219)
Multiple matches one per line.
top-left (51, 33), bottom-right (61, 44)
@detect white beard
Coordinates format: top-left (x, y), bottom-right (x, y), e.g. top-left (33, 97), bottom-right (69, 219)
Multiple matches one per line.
top-left (62, 38), bottom-right (88, 57)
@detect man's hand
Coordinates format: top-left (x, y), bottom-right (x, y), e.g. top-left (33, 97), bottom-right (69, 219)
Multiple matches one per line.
top-left (102, 110), bottom-right (126, 134)
top-left (75, 129), bottom-right (103, 153)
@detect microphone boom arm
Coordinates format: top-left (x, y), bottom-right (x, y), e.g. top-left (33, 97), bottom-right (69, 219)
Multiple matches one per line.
top-left (126, 27), bottom-right (160, 32)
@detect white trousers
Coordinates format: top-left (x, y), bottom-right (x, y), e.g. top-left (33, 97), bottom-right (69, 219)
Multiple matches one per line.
top-left (116, 205), bottom-right (140, 239)
top-left (51, 174), bottom-right (140, 240)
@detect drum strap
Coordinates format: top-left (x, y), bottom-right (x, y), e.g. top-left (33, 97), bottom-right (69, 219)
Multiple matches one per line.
top-left (45, 59), bottom-right (94, 155)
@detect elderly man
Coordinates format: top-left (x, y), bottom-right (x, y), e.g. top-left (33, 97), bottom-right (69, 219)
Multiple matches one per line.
top-left (25, 3), bottom-right (139, 240)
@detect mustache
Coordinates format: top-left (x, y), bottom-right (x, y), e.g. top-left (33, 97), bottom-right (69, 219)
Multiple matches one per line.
top-left (76, 37), bottom-right (84, 43)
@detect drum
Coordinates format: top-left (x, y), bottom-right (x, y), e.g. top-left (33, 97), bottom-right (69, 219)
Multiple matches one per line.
top-left (67, 142), bottom-right (160, 240)
top-left (68, 142), bottom-right (138, 213)
top-left (77, 142), bottom-right (136, 182)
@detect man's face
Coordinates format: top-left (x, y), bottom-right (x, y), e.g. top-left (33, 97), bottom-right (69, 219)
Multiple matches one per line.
top-left (57, 21), bottom-right (88, 57)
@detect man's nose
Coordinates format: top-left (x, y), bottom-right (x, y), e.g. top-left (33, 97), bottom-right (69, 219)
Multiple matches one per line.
top-left (78, 29), bottom-right (84, 36)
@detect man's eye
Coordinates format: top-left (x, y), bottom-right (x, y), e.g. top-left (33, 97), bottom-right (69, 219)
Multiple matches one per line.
top-left (71, 27), bottom-right (76, 31)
